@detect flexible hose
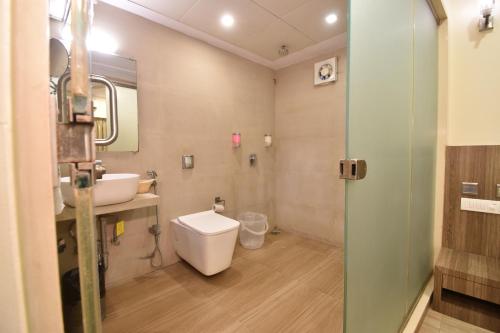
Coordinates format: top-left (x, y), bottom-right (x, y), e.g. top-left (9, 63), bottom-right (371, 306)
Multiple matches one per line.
top-left (149, 181), bottom-right (163, 268)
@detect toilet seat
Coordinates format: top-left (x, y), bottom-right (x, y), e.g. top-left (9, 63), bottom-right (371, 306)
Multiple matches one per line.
top-left (177, 210), bottom-right (239, 236)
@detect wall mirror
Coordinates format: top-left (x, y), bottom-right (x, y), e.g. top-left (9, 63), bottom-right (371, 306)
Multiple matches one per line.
top-left (50, 42), bottom-right (139, 152)
top-left (91, 51), bottom-right (139, 152)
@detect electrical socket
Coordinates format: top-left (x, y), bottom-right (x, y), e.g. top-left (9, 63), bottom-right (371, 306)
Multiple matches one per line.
top-left (461, 198), bottom-right (500, 214)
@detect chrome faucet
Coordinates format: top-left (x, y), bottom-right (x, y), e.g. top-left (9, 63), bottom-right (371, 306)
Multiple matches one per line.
top-left (146, 170), bottom-right (158, 180)
top-left (95, 160), bottom-right (106, 180)
top-left (146, 170), bottom-right (158, 190)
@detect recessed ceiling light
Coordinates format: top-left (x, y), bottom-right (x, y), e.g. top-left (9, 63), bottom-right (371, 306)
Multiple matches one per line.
top-left (220, 14), bottom-right (235, 28)
top-left (325, 13), bottom-right (338, 24)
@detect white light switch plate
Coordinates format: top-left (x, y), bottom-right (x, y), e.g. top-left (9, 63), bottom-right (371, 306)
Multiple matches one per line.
top-left (460, 198), bottom-right (500, 214)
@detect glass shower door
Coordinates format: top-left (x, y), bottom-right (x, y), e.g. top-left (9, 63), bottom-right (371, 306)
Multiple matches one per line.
top-left (345, 1), bottom-right (413, 330)
top-left (345, 0), bottom-right (438, 332)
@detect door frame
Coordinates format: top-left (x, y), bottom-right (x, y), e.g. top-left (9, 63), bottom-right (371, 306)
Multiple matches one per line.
top-left (0, 0), bottom-right (64, 331)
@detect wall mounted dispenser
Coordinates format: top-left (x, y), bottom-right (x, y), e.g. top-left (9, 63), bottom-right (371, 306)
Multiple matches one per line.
top-left (264, 134), bottom-right (272, 147)
top-left (232, 132), bottom-right (241, 148)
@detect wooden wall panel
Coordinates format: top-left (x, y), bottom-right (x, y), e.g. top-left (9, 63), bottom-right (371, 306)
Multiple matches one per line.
top-left (442, 146), bottom-right (500, 258)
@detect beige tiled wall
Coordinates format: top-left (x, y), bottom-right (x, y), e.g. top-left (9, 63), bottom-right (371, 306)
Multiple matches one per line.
top-left (274, 52), bottom-right (346, 247)
top-left (70, 3), bottom-right (275, 286)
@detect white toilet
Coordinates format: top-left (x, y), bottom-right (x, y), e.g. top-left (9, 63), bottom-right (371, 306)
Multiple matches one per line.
top-left (171, 210), bottom-right (240, 276)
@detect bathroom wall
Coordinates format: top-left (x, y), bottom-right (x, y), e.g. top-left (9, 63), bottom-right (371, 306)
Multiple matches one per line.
top-left (443, 0), bottom-right (500, 146)
top-left (443, 146), bottom-right (500, 258)
top-left (61, 3), bottom-right (275, 286)
top-left (274, 52), bottom-right (346, 247)
top-left (435, 0), bottom-right (500, 262)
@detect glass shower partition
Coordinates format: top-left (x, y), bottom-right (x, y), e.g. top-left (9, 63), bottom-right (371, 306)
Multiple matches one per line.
top-left (345, 0), bottom-right (438, 331)
top-left (407, 0), bottom-right (438, 306)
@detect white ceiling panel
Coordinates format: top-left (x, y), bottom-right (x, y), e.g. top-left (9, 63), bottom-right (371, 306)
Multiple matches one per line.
top-left (102, 0), bottom-right (347, 67)
top-left (49, 0), bottom-right (70, 21)
top-left (251, 0), bottom-right (310, 17)
top-left (180, 0), bottom-right (278, 48)
top-left (283, 0), bottom-right (347, 42)
top-left (243, 19), bottom-right (314, 60)
top-left (129, 0), bottom-right (198, 20)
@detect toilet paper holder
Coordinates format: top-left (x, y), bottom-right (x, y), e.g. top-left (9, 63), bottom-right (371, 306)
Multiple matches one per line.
top-left (213, 197), bottom-right (226, 213)
top-left (214, 196), bottom-right (225, 206)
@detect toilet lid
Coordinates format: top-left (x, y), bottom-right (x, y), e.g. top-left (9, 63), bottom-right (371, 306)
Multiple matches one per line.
top-left (177, 210), bottom-right (240, 236)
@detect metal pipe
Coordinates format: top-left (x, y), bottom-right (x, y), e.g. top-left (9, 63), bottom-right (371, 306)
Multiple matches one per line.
top-left (74, 183), bottom-right (102, 333)
top-left (99, 216), bottom-right (109, 271)
top-left (56, 72), bottom-right (71, 123)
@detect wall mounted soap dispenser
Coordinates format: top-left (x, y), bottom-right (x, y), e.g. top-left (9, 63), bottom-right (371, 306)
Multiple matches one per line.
top-left (264, 134), bottom-right (272, 147)
top-left (232, 132), bottom-right (241, 148)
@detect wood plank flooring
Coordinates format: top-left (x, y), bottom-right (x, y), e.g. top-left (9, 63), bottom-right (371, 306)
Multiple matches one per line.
top-left (418, 309), bottom-right (494, 333)
top-left (103, 232), bottom-right (344, 333)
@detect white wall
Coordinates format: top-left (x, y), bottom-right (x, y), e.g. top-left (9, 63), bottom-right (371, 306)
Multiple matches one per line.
top-left (0, 1), bottom-right (28, 330)
top-left (445, 0), bottom-right (500, 146)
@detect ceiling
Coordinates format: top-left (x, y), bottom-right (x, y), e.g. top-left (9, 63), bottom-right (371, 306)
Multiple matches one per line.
top-left (101, 0), bottom-right (347, 69)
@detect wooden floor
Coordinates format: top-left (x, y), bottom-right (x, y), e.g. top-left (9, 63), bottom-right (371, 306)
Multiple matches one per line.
top-left (418, 309), bottom-right (494, 333)
top-left (103, 232), bottom-right (344, 333)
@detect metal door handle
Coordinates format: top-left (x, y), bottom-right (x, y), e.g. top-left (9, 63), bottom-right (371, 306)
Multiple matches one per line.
top-left (339, 159), bottom-right (367, 180)
top-left (57, 73), bottom-right (119, 146)
top-left (91, 75), bottom-right (118, 146)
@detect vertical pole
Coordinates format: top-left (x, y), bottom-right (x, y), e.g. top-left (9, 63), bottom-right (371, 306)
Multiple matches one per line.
top-left (74, 178), bottom-right (102, 333)
top-left (70, 0), bottom-right (90, 115)
top-left (69, 1), bottom-right (102, 332)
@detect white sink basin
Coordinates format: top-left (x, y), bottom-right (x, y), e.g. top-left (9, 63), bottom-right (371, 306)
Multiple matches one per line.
top-left (61, 173), bottom-right (140, 207)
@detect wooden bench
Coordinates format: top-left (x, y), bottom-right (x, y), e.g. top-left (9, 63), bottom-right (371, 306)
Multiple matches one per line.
top-left (433, 247), bottom-right (500, 331)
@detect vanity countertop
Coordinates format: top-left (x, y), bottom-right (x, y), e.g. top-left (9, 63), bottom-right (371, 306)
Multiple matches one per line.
top-left (56, 193), bottom-right (160, 222)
